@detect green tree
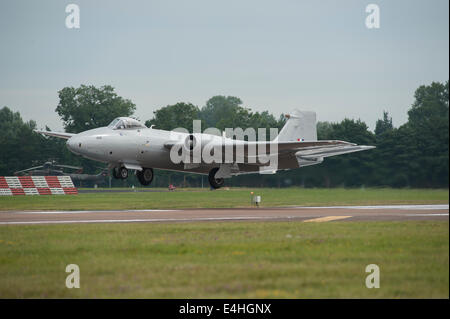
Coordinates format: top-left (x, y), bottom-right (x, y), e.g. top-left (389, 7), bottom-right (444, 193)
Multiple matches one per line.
top-left (375, 111), bottom-right (393, 136)
top-left (0, 106), bottom-right (107, 177)
top-left (199, 96), bottom-right (283, 140)
top-left (0, 107), bottom-right (47, 175)
top-left (408, 81), bottom-right (449, 127)
top-left (56, 85), bottom-right (136, 133)
top-left (316, 121), bottom-right (334, 140)
top-left (145, 102), bottom-right (200, 132)
top-left (405, 81), bottom-right (449, 187)
top-left (200, 96), bottom-right (243, 128)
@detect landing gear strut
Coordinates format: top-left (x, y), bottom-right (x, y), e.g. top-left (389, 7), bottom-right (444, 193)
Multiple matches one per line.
top-left (137, 168), bottom-right (154, 186)
top-left (208, 167), bottom-right (225, 189)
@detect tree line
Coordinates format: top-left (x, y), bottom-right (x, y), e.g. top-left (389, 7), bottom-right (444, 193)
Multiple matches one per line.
top-left (0, 81), bottom-right (448, 188)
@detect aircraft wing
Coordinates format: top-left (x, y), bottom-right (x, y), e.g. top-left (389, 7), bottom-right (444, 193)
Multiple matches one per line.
top-left (165, 138), bottom-right (374, 166)
top-left (34, 130), bottom-right (75, 139)
top-left (251, 140), bottom-right (355, 153)
top-left (243, 140), bottom-right (374, 167)
top-left (244, 140), bottom-right (369, 160)
top-left (164, 139), bottom-right (352, 151)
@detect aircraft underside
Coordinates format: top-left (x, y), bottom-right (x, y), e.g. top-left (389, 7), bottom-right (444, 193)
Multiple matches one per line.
top-left (109, 152), bottom-right (315, 189)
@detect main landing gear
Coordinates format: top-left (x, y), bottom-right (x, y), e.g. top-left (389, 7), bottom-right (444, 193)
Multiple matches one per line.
top-left (112, 166), bottom-right (154, 186)
top-left (112, 166), bottom-right (128, 179)
top-left (208, 167), bottom-right (225, 189)
top-left (136, 168), bottom-right (154, 186)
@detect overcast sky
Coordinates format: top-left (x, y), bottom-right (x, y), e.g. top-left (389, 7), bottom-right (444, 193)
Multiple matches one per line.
top-left (1, 0), bottom-right (448, 131)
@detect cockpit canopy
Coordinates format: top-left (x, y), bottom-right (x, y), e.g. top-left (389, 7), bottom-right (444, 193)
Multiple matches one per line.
top-left (108, 117), bottom-right (147, 130)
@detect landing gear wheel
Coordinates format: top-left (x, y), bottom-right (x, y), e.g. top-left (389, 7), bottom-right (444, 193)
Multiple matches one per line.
top-left (118, 167), bottom-right (128, 179)
top-left (137, 168), bottom-right (154, 186)
top-left (112, 167), bottom-right (121, 179)
top-left (208, 167), bottom-right (225, 189)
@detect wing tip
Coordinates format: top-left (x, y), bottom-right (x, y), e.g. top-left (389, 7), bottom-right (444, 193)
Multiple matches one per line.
top-left (360, 145), bottom-right (376, 150)
top-left (34, 129), bottom-right (74, 139)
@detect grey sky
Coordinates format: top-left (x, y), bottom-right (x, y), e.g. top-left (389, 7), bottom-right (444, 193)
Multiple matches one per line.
top-left (1, 0), bottom-right (448, 131)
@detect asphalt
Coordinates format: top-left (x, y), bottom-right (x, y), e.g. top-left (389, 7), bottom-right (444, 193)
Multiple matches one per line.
top-left (0, 205), bottom-right (448, 225)
top-left (78, 189), bottom-right (170, 193)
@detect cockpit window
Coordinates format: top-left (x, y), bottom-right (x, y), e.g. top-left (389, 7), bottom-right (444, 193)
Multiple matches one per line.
top-left (126, 119), bottom-right (146, 129)
top-left (108, 118), bottom-right (120, 129)
top-left (108, 117), bottom-right (146, 130)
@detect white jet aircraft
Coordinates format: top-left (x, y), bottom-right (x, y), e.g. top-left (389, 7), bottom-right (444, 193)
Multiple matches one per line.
top-left (35, 110), bottom-right (375, 189)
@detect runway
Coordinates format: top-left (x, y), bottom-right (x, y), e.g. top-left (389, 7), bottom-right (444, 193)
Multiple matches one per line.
top-left (0, 204), bottom-right (448, 225)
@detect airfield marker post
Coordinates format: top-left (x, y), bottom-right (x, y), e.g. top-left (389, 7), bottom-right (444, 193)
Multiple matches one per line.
top-left (254, 195), bottom-right (261, 208)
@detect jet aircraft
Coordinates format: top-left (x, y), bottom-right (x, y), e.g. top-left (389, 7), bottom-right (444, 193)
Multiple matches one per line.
top-left (35, 110), bottom-right (375, 189)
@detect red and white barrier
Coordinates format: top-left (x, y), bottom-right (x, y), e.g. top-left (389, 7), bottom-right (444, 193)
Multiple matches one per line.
top-left (0, 176), bottom-right (78, 195)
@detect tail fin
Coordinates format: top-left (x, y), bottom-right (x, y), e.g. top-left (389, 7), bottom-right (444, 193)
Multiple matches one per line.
top-left (274, 110), bottom-right (317, 142)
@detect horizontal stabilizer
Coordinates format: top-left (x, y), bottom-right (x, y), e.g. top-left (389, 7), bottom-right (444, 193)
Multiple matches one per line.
top-left (296, 145), bottom-right (376, 160)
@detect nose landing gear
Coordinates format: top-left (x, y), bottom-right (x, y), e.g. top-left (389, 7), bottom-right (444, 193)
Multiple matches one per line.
top-left (112, 166), bottom-right (154, 186)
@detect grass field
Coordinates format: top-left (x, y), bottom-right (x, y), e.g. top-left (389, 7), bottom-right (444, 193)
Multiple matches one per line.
top-left (0, 221), bottom-right (448, 298)
top-left (1, 188), bottom-right (448, 298)
top-left (0, 188), bottom-right (448, 211)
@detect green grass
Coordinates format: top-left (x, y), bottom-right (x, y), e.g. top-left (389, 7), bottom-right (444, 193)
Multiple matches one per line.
top-left (0, 188), bottom-right (448, 211)
top-left (0, 221), bottom-right (448, 298)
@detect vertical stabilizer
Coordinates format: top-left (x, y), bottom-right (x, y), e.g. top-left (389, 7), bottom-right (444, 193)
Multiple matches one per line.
top-left (274, 110), bottom-right (317, 142)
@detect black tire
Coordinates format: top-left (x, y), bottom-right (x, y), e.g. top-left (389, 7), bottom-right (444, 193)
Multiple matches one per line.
top-left (208, 167), bottom-right (225, 189)
top-left (112, 168), bottom-right (121, 179)
top-left (137, 168), bottom-right (154, 186)
top-left (118, 167), bottom-right (128, 179)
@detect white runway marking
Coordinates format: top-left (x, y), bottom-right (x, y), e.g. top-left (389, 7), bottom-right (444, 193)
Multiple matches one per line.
top-left (7, 204), bottom-right (448, 215)
top-left (297, 204), bottom-right (449, 210)
top-left (12, 209), bottom-right (179, 214)
top-left (1, 204), bottom-right (447, 225)
top-left (0, 216), bottom-right (301, 225)
top-left (405, 213), bottom-right (449, 217)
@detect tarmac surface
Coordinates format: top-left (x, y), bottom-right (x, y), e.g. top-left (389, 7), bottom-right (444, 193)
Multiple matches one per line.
top-left (0, 205), bottom-right (448, 225)
top-left (78, 189), bottom-right (170, 193)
